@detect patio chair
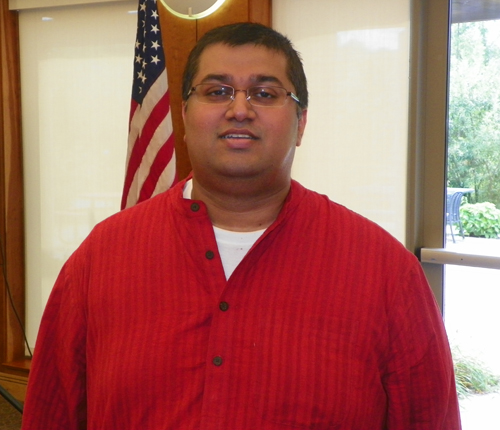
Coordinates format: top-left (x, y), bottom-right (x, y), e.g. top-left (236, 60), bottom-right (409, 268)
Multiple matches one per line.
top-left (446, 189), bottom-right (467, 243)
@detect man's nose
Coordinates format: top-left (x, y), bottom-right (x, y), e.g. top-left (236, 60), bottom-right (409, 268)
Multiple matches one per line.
top-left (225, 90), bottom-right (256, 121)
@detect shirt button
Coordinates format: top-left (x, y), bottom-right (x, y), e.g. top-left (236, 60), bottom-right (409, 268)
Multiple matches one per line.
top-left (213, 356), bottom-right (223, 366)
top-left (190, 202), bottom-right (200, 212)
top-left (219, 302), bottom-right (229, 312)
top-left (205, 250), bottom-right (215, 260)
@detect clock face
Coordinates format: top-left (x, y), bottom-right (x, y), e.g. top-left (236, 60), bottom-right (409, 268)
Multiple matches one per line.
top-left (160, 0), bottom-right (227, 19)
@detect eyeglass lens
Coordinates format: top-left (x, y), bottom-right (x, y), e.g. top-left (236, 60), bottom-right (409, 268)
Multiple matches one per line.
top-left (191, 84), bottom-right (294, 107)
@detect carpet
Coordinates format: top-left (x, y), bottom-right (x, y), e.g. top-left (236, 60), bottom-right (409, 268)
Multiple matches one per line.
top-left (0, 394), bottom-right (22, 430)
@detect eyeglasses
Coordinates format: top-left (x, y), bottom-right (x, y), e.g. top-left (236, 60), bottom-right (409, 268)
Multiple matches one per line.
top-left (187, 83), bottom-right (300, 107)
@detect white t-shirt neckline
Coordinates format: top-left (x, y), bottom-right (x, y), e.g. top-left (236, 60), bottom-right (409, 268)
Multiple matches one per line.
top-left (183, 179), bottom-right (265, 279)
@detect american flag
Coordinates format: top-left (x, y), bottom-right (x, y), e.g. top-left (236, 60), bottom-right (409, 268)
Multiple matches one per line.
top-left (121, 0), bottom-right (176, 209)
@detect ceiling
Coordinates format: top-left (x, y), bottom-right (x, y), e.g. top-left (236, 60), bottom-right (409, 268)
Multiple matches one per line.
top-left (452, 0), bottom-right (500, 23)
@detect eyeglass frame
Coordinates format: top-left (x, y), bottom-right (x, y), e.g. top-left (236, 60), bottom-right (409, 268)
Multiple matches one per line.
top-left (186, 83), bottom-right (301, 107)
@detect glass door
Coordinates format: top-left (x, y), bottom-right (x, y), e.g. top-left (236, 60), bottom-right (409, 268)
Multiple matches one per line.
top-left (420, 2), bottom-right (500, 428)
top-left (445, 11), bottom-right (500, 428)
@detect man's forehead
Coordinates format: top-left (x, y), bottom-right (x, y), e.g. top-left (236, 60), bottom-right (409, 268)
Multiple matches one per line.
top-left (197, 73), bottom-right (284, 86)
top-left (199, 42), bottom-right (286, 62)
top-left (196, 43), bottom-right (288, 83)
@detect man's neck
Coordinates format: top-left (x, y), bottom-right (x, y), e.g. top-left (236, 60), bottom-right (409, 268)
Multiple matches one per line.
top-left (190, 176), bottom-right (290, 232)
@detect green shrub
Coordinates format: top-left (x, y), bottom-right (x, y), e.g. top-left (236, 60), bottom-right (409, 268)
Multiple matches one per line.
top-left (459, 202), bottom-right (500, 238)
top-left (453, 348), bottom-right (500, 398)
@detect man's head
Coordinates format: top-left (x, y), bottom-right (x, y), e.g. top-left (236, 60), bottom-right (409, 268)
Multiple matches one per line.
top-left (181, 23), bottom-right (308, 198)
top-left (182, 22), bottom-right (308, 111)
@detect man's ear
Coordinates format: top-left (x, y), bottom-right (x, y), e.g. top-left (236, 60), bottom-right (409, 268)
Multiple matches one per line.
top-left (296, 109), bottom-right (308, 147)
top-left (181, 101), bottom-right (188, 121)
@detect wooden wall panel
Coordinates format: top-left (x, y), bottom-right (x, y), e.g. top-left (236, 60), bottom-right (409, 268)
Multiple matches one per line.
top-left (0, 2), bottom-right (26, 371)
top-left (159, 0), bottom-right (272, 180)
top-left (249, 0), bottom-right (272, 23)
top-left (160, 13), bottom-right (197, 181)
top-left (197, 0), bottom-right (250, 35)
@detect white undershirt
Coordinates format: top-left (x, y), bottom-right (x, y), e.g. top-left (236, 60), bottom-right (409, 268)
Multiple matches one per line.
top-left (183, 179), bottom-right (265, 279)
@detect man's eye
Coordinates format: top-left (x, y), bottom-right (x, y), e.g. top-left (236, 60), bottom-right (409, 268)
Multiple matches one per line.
top-left (253, 87), bottom-right (278, 99)
top-left (205, 86), bottom-right (232, 97)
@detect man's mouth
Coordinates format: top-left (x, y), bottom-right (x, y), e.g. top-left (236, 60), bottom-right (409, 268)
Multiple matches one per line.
top-left (221, 133), bottom-right (258, 140)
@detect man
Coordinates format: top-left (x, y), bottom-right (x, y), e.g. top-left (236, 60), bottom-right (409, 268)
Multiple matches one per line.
top-left (22, 23), bottom-right (461, 429)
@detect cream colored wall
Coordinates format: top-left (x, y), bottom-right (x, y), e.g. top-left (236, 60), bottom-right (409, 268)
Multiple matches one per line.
top-left (19, 1), bottom-right (137, 347)
top-left (274, 0), bottom-right (410, 241)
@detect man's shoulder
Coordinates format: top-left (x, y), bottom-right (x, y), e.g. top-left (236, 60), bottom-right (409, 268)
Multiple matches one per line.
top-left (292, 181), bottom-right (408, 250)
top-left (92, 183), bottom-right (182, 235)
top-left (292, 181), bottom-right (375, 222)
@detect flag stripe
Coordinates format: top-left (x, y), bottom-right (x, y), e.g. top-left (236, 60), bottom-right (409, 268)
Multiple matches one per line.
top-left (121, 0), bottom-right (176, 210)
top-left (138, 109), bottom-right (174, 178)
top-left (152, 151), bottom-right (177, 197)
top-left (138, 132), bottom-right (176, 202)
top-left (123, 87), bottom-right (171, 199)
top-left (126, 109), bottom-right (174, 207)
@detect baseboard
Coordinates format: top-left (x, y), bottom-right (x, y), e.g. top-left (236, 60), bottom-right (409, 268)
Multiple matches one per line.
top-left (0, 372), bottom-right (28, 402)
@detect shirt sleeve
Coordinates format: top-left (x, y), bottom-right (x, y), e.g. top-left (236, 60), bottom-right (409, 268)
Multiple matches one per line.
top-left (383, 261), bottom-right (462, 430)
top-left (22, 246), bottom-right (89, 430)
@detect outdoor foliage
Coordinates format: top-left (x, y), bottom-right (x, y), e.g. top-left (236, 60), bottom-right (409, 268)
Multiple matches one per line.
top-left (453, 348), bottom-right (500, 398)
top-left (447, 22), bottom-right (500, 206)
top-left (460, 202), bottom-right (500, 238)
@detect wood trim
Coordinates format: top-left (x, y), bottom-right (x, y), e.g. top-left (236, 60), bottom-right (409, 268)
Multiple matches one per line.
top-left (0, 1), bottom-right (26, 371)
top-left (249, 0), bottom-right (272, 23)
top-left (0, 371), bottom-right (28, 402)
top-left (159, 0), bottom-right (272, 180)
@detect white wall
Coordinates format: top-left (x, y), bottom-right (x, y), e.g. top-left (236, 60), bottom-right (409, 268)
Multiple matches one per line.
top-left (19, 1), bottom-right (137, 347)
top-left (274, 0), bottom-right (410, 240)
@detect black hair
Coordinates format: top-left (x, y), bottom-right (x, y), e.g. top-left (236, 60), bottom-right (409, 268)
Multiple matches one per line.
top-left (181, 22), bottom-right (308, 110)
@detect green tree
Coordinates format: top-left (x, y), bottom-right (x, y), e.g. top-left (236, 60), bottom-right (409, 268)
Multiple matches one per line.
top-left (447, 21), bottom-right (500, 206)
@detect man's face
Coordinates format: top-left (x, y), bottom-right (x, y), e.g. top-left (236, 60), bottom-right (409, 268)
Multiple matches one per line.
top-left (182, 43), bottom-right (307, 186)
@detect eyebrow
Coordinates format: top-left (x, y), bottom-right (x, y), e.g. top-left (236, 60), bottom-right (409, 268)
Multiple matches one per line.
top-left (199, 74), bottom-right (284, 86)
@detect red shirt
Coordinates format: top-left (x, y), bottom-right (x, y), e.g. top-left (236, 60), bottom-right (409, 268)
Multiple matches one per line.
top-left (22, 180), bottom-right (461, 430)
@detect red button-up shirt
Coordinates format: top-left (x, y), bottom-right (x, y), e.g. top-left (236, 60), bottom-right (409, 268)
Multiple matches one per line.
top-left (22, 179), bottom-right (461, 430)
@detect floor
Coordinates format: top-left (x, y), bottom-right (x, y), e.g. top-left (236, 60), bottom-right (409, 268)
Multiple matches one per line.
top-left (0, 395), bottom-right (21, 430)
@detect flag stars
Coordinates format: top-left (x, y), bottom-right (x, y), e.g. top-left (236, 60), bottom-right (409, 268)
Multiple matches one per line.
top-left (137, 70), bottom-right (147, 84)
top-left (131, 0), bottom-right (166, 102)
